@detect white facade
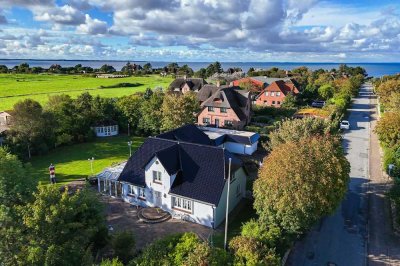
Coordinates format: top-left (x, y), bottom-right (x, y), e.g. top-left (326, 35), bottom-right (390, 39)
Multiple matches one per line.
top-left (222, 141), bottom-right (258, 155)
top-left (93, 125), bottom-right (119, 137)
top-left (119, 155), bottom-right (246, 228)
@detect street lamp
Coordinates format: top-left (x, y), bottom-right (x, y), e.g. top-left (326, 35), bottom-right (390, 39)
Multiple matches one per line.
top-left (88, 157), bottom-right (95, 175)
top-left (128, 141), bottom-right (132, 157)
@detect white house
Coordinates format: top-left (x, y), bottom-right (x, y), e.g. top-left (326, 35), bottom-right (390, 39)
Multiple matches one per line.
top-left (117, 137), bottom-right (247, 228)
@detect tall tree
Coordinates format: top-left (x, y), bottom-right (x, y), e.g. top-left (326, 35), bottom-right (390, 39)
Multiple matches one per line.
top-left (10, 99), bottom-right (54, 158)
top-left (21, 185), bottom-right (108, 265)
top-left (117, 95), bottom-right (143, 134)
top-left (139, 90), bottom-right (164, 134)
top-left (254, 136), bottom-right (350, 234)
top-left (161, 92), bottom-right (199, 131)
top-left (0, 148), bottom-right (35, 265)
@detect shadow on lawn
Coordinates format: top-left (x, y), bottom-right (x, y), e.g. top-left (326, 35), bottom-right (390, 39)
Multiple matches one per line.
top-left (29, 135), bottom-right (144, 184)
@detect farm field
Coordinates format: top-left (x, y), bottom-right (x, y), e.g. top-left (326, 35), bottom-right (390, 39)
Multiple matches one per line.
top-left (0, 74), bottom-right (173, 110)
top-left (29, 135), bottom-right (144, 185)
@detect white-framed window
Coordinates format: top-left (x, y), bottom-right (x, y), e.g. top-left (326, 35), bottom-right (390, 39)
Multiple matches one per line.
top-left (172, 196), bottom-right (193, 212)
top-left (128, 185), bottom-right (135, 195)
top-left (265, 91), bottom-right (269, 96)
top-left (208, 106), bottom-right (214, 112)
top-left (153, 170), bottom-right (162, 183)
top-left (276, 92), bottom-right (281, 96)
top-left (225, 120), bottom-right (233, 126)
top-left (203, 117), bottom-right (210, 125)
top-left (236, 184), bottom-right (241, 197)
top-left (270, 92), bottom-right (275, 96)
top-left (272, 101), bottom-right (276, 105)
top-left (220, 107), bottom-right (227, 113)
top-left (138, 187), bottom-right (146, 199)
top-left (277, 101), bottom-right (281, 105)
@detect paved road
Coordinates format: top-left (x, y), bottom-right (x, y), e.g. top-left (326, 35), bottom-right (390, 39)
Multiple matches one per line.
top-left (287, 84), bottom-right (372, 265)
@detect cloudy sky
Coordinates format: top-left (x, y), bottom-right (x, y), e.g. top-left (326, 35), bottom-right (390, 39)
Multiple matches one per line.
top-left (0, 0), bottom-right (399, 62)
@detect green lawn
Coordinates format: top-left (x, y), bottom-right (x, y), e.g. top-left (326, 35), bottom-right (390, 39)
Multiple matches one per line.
top-left (29, 135), bottom-right (144, 185)
top-left (0, 74), bottom-right (173, 110)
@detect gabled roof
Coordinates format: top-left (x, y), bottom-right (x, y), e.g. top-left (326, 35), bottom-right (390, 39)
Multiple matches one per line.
top-left (156, 124), bottom-right (212, 146)
top-left (251, 76), bottom-right (292, 85)
top-left (118, 137), bottom-right (242, 205)
top-left (197, 84), bottom-right (220, 102)
top-left (256, 80), bottom-right (299, 99)
top-left (169, 78), bottom-right (207, 92)
top-left (201, 86), bottom-right (250, 120)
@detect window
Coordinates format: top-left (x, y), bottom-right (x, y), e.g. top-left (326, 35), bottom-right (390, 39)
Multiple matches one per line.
top-left (276, 92), bottom-right (281, 96)
top-left (271, 92), bottom-right (275, 96)
top-left (203, 117), bottom-right (210, 125)
top-left (128, 185), bottom-right (135, 195)
top-left (220, 107), bottom-right (227, 113)
top-left (208, 106), bottom-right (214, 112)
top-left (138, 187), bottom-right (146, 199)
top-left (265, 92), bottom-right (269, 96)
top-left (172, 197), bottom-right (192, 212)
top-left (236, 184), bottom-right (241, 197)
top-left (277, 101), bottom-right (281, 105)
top-left (272, 101), bottom-right (276, 105)
top-left (153, 170), bottom-right (162, 183)
top-left (225, 120), bottom-right (233, 126)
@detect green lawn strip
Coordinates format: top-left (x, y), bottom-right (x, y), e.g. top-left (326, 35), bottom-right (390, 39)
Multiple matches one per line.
top-left (0, 74), bottom-right (173, 110)
top-left (29, 135), bottom-right (144, 185)
top-left (212, 200), bottom-right (257, 248)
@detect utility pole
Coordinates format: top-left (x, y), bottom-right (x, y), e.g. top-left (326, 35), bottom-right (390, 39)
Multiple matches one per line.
top-left (224, 158), bottom-right (232, 250)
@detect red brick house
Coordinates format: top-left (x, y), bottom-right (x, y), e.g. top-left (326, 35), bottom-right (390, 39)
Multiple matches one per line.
top-left (197, 85), bottom-right (251, 129)
top-left (232, 77), bottom-right (264, 93)
top-left (255, 80), bottom-right (299, 107)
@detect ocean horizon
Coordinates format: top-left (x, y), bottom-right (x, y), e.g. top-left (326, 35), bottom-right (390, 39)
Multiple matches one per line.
top-left (0, 59), bottom-right (398, 77)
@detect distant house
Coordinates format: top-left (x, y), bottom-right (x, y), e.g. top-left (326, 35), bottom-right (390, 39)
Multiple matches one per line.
top-left (96, 124), bottom-right (248, 228)
top-left (233, 76), bottom-right (294, 93)
top-left (0, 111), bottom-right (13, 134)
top-left (168, 76), bottom-right (207, 94)
top-left (255, 80), bottom-right (299, 107)
top-left (197, 85), bottom-right (251, 129)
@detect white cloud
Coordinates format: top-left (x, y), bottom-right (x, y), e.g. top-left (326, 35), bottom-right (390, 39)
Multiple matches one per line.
top-left (77, 14), bottom-right (108, 35)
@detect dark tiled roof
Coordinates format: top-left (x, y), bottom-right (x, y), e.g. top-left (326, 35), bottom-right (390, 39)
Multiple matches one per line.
top-left (156, 124), bottom-right (212, 145)
top-left (201, 86), bottom-right (250, 121)
top-left (169, 78), bottom-right (207, 92)
top-left (118, 137), bottom-right (242, 205)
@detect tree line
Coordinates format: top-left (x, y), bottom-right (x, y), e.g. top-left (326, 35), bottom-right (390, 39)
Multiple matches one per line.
top-left (4, 89), bottom-right (199, 159)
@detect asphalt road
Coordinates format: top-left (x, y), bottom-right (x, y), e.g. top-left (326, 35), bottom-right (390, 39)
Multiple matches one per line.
top-left (287, 84), bottom-right (372, 266)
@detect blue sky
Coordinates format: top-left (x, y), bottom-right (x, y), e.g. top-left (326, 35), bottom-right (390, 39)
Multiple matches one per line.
top-left (0, 0), bottom-right (399, 62)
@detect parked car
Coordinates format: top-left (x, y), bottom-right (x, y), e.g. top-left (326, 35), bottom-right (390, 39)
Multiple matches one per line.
top-left (311, 100), bottom-right (326, 108)
top-left (340, 120), bottom-right (350, 130)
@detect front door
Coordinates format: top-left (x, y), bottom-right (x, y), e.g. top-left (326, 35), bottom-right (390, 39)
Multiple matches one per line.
top-left (154, 191), bottom-right (162, 206)
top-left (215, 119), bottom-right (220, 128)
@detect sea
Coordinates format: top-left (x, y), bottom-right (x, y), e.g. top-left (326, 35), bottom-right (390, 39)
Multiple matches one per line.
top-left (0, 59), bottom-right (399, 77)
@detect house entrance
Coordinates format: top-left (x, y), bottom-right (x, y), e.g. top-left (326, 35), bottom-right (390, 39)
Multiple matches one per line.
top-left (215, 119), bottom-right (220, 128)
top-left (154, 191), bottom-right (162, 206)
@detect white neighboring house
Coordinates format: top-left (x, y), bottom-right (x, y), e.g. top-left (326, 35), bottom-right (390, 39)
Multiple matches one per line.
top-left (198, 126), bottom-right (259, 155)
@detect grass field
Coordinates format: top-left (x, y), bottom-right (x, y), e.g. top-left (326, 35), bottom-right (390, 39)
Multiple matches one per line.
top-left (29, 135), bottom-right (144, 185)
top-left (0, 74), bottom-right (173, 110)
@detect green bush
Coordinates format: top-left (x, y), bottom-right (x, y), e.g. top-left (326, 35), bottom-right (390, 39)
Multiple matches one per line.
top-left (111, 231), bottom-right (136, 264)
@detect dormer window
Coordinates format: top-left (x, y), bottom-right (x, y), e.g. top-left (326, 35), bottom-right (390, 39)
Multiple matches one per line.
top-left (208, 106), bottom-right (214, 112)
top-left (153, 170), bottom-right (162, 184)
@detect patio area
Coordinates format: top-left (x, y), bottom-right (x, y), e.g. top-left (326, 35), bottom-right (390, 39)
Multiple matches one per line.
top-left (102, 196), bottom-right (211, 250)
